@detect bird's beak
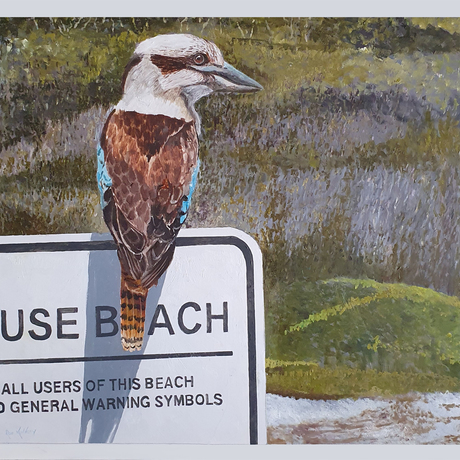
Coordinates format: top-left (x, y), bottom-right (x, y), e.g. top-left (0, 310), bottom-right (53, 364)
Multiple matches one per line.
top-left (191, 61), bottom-right (263, 93)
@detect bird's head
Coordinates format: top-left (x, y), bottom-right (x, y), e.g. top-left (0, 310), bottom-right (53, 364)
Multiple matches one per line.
top-left (121, 33), bottom-right (263, 108)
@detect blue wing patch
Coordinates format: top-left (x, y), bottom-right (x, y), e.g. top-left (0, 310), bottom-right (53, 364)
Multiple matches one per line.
top-left (96, 144), bottom-right (112, 209)
top-left (180, 158), bottom-right (201, 224)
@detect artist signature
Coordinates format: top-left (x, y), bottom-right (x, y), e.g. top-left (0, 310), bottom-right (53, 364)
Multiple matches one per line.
top-left (5, 426), bottom-right (36, 439)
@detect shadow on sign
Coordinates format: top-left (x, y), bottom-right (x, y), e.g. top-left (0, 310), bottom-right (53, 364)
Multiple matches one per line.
top-left (78, 233), bottom-right (165, 443)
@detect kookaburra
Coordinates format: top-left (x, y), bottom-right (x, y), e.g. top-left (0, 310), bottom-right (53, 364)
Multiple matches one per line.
top-left (97, 33), bottom-right (262, 352)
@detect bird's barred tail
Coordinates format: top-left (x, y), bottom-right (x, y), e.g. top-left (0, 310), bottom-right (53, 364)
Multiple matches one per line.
top-left (120, 277), bottom-right (148, 352)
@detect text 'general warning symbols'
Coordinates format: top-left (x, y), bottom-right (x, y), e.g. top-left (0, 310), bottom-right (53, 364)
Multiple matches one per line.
top-left (0, 228), bottom-right (266, 444)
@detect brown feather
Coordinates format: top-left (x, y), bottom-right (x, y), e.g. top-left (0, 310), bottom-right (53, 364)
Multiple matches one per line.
top-left (101, 110), bottom-right (198, 351)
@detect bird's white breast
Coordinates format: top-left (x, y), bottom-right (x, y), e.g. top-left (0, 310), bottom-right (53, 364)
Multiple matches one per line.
top-left (116, 93), bottom-right (193, 122)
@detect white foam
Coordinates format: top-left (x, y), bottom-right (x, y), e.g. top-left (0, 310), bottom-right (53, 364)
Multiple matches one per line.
top-left (266, 393), bottom-right (389, 427)
top-left (266, 392), bottom-right (460, 444)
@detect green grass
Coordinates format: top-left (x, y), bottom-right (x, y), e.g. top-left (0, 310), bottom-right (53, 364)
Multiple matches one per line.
top-left (0, 188), bottom-right (104, 235)
top-left (266, 361), bottom-right (460, 399)
top-left (3, 18), bottom-right (460, 149)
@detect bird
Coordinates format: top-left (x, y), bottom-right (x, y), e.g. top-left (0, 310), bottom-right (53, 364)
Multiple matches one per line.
top-left (96, 33), bottom-right (262, 352)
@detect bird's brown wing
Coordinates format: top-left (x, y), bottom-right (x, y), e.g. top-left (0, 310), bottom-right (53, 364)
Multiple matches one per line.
top-left (101, 109), bottom-right (198, 288)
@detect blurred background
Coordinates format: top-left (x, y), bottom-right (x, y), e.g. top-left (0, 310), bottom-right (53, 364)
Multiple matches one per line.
top-left (2, 17), bottom-right (460, 402)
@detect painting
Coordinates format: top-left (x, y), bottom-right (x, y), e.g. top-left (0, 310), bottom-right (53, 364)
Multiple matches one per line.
top-left (1, 17), bottom-right (460, 445)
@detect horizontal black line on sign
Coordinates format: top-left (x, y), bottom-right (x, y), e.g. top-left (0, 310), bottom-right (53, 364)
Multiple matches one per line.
top-left (0, 239), bottom-right (117, 253)
top-left (0, 350), bottom-right (233, 365)
top-left (0, 235), bottom-right (244, 253)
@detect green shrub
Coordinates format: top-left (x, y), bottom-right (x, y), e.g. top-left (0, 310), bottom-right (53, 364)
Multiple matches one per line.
top-left (268, 278), bottom-right (460, 378)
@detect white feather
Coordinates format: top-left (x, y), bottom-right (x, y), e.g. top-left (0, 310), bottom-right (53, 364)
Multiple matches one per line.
top-left (117, 34), bottom-right (225, 132)
top-left (135, 34), bottom-right (223, 65)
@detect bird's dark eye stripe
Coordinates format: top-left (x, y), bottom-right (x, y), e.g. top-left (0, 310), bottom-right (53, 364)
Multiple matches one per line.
top-left (150, 53), bottom-right (210, 74)
top-left (150, 54), bottom-right (188, 73)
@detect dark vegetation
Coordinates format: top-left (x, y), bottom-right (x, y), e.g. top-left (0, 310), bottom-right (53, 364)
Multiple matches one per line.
top-left (2, 17), bottom-right (460, 397)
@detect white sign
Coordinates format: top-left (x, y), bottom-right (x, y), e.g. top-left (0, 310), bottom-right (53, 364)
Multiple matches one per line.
top-left (0, 228), bottom-right (266, 445)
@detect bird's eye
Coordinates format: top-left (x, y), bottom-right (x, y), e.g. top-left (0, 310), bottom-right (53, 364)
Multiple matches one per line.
top-left (193, 54), bottom-right (207, 65)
